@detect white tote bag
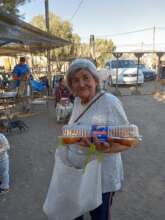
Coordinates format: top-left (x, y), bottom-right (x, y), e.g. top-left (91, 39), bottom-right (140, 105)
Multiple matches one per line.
top-left (43, 148), bottom-right (102, 220)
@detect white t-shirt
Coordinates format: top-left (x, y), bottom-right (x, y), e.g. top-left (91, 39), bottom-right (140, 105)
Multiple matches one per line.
top-left (64, 92), bottom-right (129, 193)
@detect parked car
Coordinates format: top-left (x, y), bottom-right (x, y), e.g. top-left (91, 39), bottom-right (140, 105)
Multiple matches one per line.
top-left (138, 64), bottom-right (156, 81)
top-left (104, 59), bottom-right (144, 85)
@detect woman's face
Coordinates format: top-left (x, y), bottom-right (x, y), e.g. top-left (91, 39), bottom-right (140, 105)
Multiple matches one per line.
top-left (71, 69), bottom-right (98, 104)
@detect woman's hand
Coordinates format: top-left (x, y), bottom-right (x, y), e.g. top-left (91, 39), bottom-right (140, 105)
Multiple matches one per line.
top-left (104, 138), bottom-right (139, 153)
top-left (79, 137), bottom-right (91, 147)
top-left (79, 136), bottom-right (139, 153)
top-left (79, 137), bottom-right (111, 152)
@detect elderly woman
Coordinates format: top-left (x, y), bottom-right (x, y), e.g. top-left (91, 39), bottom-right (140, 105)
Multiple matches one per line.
top-left (44, 59), bottom-right (138, 220)
top-left (66, 59), bottom-right (138, 220)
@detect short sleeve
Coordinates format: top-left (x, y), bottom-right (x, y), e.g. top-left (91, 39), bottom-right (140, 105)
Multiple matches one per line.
top-left (25, 64), bottom-right (30, 73)
top-left (105, 94), bottom-right (129, 125)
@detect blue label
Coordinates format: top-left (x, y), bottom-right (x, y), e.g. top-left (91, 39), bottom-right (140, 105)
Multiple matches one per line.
top-left (91, 125), bottom-right (108, 142)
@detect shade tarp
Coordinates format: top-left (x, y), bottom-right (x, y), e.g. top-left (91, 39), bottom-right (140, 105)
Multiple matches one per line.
top-left (0, 8), bottom-right (71, 54)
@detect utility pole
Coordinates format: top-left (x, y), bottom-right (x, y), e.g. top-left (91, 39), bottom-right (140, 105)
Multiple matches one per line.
top-left (152, 26), bottom-right (156, 74)
top-left (90, 35), bottom-right (96, 64)
top-left (133, 52), bottom-right (144, 95)
top-left (141, 41), bottom-right (144, 51)
top-left (45, 0), bottom-right (51, 95)
top-left (112, 52), bottom-right (123, 96)
top-left (152, 26), bottom-right (156, 52)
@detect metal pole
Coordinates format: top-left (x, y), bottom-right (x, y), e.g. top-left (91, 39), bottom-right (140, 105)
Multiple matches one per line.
top-left (136, 56), bottom-right (140, 91)
top-left (151, 26), bottom-right (156, 70)
top-left (45, 0), bottom-right (51, 95)
top-left (115, 57), bottom-right (119, 89)
top-left (90, 35), bottom-right (96, 62)
top-left (153, 52), bottom-right (164, 94)
top-left (45, 0), bottom-right (49, 31)
top-left (133, 52), bottom-right (144, 95)
top-left (153, 26), bottom-right (156, 53)
top-left (112, 52), bottom-right (123, 96)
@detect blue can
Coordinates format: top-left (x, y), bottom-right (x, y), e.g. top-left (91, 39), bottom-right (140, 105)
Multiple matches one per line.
top-left (91, 125), bottom-right (108, 142)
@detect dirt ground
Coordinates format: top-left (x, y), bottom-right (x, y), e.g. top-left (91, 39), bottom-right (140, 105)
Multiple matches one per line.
top-left (0, 82), bottom-right (165, 220)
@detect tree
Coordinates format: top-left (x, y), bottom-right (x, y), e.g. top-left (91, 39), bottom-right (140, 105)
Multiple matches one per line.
top-left (94, 39), bottom-right (116, 67)
top-left (69, 38), bottom-right (116, 67)
top-left (31, 13), bottom-right (81, 71)
top-left (31, 13), bottom-right (116, 69)
top-left (0, 0), bottom-right (31, 16)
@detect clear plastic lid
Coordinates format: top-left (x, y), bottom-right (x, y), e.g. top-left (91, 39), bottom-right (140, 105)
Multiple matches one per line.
top-left (62, 124), bottom-right (141, 139)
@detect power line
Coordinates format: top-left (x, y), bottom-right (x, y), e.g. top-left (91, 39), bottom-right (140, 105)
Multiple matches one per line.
top-left (108, 27), bottom-right (153, 37)
top-left (157, 26), bottom-right (165, 31)
top-left (92, 27), bottom-right (154, 39)
top-left (79, 27), bottom-right (160, 39)
top-left (70, 0), bottom-right (84, 21)
top-left (74, 26), bottom-right (165, 46)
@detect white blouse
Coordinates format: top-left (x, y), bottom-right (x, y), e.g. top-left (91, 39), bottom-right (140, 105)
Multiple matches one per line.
top-left (66, 92), bottom-right (129, 193)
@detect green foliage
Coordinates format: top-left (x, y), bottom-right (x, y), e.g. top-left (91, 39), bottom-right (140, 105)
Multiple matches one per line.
top-left (30, 15), bottom-right (46, 31)
top-left (95, 38), bottom-right (116, 67)
top-left (75, 39), bottom-right (116, 67)
top-left (31, 13), bottom-right (116, 69)
top-left (31, 13), bottom-right (81, 71)
top-left (31, 13), bottom-right (73, 40)
top-left (1, 0), bottom-right (31, 16)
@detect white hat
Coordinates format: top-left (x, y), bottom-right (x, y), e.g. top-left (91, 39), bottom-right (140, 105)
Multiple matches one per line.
top-left (66, 58), bottom-right (99, 90)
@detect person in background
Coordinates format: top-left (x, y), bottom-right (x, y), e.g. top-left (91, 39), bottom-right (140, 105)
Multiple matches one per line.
top-left (0, 133), bottom-right (10, 195)
top-left (12, 57), bottom-right (31, 112)
top-left (54, 78), bottom-right (74, 106)
top-left (54, 78), bottom-right (74, 121)
top-left (159, 63), bottom-right (165, 90)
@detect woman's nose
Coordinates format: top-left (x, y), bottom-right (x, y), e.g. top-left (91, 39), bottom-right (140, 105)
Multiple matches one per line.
top-left (79, 78), bottom-right (85, 87)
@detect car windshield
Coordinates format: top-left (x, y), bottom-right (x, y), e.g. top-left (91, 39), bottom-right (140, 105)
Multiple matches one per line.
top-left (111, 60), bottom-right (137, 69)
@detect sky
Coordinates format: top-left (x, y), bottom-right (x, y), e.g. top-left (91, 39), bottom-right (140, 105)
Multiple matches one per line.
top-left (19, 0), bottom-right (165, 51)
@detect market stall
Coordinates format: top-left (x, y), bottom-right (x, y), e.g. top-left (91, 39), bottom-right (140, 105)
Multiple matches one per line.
top-left (0, 7), bottom-right (71, 116)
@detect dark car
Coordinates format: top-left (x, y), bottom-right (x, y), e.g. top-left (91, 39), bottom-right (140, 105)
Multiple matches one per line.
top-left (138, 64), bottom-right (156, 81)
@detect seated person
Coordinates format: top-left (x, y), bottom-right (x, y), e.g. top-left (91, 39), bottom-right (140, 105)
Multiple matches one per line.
top-left (160, 65), bottom-right (165, 88)
top-left (54, 78), bottom-right (73, 121)
top-left (54, 78), bottom-right (74, 105)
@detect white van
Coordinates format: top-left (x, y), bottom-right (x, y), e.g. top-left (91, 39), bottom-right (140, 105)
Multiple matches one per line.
top-left (104, 59), bottom-right (144, 85)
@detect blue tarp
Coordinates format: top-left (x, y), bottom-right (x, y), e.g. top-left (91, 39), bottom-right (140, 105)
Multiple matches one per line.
top-left (30, 79), bottom-right (46, 92)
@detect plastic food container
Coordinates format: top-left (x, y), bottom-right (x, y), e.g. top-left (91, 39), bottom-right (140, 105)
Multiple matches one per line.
top-left (60, 124), bottom-right (142, 146)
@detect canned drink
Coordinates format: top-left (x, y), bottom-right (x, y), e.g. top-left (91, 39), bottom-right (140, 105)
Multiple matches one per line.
top-left (91, 125), bottom-right (108, 142)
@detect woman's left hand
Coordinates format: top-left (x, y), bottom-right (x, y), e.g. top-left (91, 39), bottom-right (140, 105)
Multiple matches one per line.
top-left (79, 136), bottom-right (111, 152)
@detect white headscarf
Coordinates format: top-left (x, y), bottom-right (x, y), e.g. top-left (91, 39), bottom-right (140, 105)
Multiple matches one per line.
top-left (66, 58), bottom-right (100, 91)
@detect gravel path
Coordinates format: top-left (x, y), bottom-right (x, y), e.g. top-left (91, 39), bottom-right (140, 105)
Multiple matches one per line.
top-left (0, 91), bottom-right (165, 220)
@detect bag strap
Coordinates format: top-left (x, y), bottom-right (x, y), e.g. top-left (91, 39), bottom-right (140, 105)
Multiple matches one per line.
top-left (73, 91), bottom-right (105, 123)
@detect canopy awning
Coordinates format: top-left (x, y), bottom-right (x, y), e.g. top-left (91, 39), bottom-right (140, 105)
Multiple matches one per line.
top-left (0, 8), bottom-right (71, 54)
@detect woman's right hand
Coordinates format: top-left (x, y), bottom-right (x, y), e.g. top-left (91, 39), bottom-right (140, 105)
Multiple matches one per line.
top-left (79, 137), bottom-right (111, 152)
top-left (79, 137), bottom-right (91, 147)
